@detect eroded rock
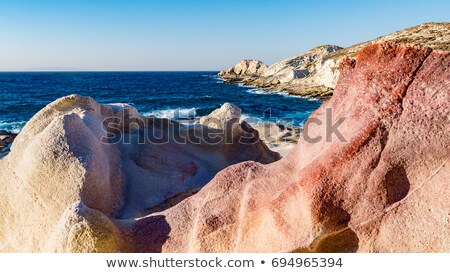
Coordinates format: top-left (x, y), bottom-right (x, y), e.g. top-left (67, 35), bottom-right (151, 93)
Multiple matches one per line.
top-left (139, 42), bottom-right (449, 253)
top-left (0, 95), bottom-right (279, 252)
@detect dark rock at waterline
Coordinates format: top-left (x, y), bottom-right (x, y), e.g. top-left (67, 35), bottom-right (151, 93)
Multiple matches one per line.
top-left (0, 130), bottom-right (17, 158)
top-left (0, 129), bottom-right (17, 135)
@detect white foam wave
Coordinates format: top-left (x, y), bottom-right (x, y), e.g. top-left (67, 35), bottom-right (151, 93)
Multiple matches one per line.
top-left (246, 88), bottom-right (266, 94)
top-left (0, 120), bottom-right (26, 133)
top-left (106, 102), bottom-right (135, 108)
top-left (245, 88), bottom-right (319, 101)
top-left (276, 91), bottom-right (290, 96)
top-left (143, 108), bottom-right (197, 120)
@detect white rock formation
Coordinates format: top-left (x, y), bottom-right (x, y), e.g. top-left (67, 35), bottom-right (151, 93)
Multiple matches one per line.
top-left (199, 102), bottom-right (241, 130)
top-left (262, 45), bottom-right (342, 84)
top-left (218, 60), bottom-right (267, 78)
top-left (0, 95), bottom-right (279, 252)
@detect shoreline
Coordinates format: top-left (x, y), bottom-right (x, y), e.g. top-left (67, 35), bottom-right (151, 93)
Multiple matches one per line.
top-left (0, 107), bottom-right (303, 159)
top-left (219, 74), bottom-right (334, 99)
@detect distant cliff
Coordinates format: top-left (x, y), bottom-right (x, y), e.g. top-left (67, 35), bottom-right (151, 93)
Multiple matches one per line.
top-left (219, 22), bottom-right (450, 98)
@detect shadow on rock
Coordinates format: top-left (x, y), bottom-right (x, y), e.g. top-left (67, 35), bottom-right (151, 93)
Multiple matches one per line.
top-left (128, 215), bottom-right (171, 253)
top-left (294, 228), bottom-right (359, 253)
top-left (384, 165), bottom-right (410, 204)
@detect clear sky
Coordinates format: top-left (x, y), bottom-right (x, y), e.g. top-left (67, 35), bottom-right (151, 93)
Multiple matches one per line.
top-left (0, 0), bottom-right (449, 71)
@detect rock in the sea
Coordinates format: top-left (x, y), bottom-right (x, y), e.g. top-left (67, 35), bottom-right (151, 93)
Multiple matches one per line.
top-left (0, 130), bottom-right (17, 158)
top-left (0, 135), bottom-right (15, 147)
top-left (199, 102), bottom-right (241, 130)
top-left (0, 42), bottom-right (449, 253)
top-left (0, 95), bottom-right (279, 252)
top-left (218, 60), bottom-right (268, 81)
top-left (218, 45), bottom-right (342, 96)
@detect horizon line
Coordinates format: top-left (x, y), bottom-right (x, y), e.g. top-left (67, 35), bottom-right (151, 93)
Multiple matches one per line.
top-left (0, 70), bottom-right (221, 73)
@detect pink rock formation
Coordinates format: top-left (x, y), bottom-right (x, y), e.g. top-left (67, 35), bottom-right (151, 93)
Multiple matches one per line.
top-left (131, 42), bottom-right (449, 252)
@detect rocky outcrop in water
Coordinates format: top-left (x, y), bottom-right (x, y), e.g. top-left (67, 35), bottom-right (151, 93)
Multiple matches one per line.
top-left (0, 42), bottom-right (449, 253)
top-left (0, 130), bottom-right (17, 157)
top-left (220, 45), bottom-right (342, 97)
top-left (218, 60), bottom-right (267, 81)
top-left (219, 22), bottom-right (450, 98)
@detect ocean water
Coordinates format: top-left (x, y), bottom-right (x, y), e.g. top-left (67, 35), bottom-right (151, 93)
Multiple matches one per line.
top-left (0, 72), bottom-right (322, 133)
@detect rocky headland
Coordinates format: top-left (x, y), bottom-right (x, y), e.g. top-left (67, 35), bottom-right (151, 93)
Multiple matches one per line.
top-left (0, 42), bottom-right (448, 252)
top-left (219, 22), bottom-right (450, 98)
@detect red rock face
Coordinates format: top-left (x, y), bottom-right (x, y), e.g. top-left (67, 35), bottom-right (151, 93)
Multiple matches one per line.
top-left (130, 42), bottom-right (449, 252)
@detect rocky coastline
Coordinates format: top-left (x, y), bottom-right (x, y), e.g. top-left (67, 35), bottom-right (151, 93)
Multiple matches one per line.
top-left (218, 22), bottom-right (450, 98)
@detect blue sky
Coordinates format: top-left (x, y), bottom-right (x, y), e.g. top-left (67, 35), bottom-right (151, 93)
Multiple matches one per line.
top-left (0, 0), bottom-right (449, 71)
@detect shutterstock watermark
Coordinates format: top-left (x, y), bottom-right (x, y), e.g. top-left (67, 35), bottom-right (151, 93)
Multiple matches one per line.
top-left (303, 108), bottom-right (347, 143)
top-left (100, 107), bottom-right (347, 145)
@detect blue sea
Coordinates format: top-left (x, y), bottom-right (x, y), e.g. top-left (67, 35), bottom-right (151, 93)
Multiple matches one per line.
top-left (0, 72), bottom-right (322, 133)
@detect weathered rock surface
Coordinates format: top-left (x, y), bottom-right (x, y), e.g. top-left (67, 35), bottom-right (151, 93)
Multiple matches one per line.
top-left (199, 102), bottom-right (241, 130)
top-left (261, 45), bottom-right (342, 83)
top-left (0, 96), bottom-right (279, 252)
top-left (219, 22), bottom-right (450, 98)
top-left (136, 42), bottom-right (449, 253)
top-left (1, 42), bottom-right (449, 253)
